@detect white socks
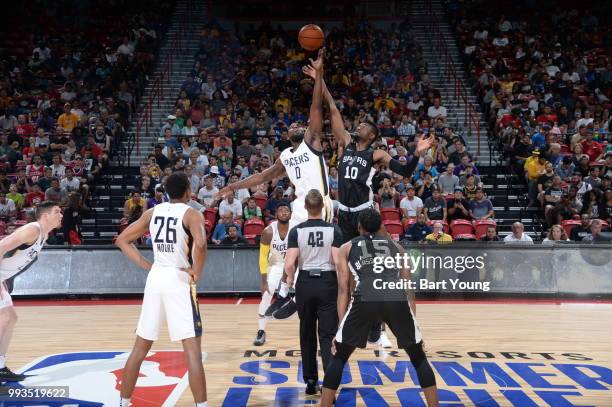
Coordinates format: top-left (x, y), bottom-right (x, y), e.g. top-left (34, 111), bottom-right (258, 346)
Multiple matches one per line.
top-left (196, 402), bottom-right (208, 407)
top-left (0, 355), bottom-right (6, 369)
top-left (279, 281), bottom-right (289, 298)
top-left (258, 317), bottom-right (267, 331)
top-left (120, 398), bottom-right (131, 407)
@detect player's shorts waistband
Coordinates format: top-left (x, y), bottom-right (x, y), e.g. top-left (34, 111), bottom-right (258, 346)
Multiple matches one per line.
top-left (337, 201), bottom-right (373, 213)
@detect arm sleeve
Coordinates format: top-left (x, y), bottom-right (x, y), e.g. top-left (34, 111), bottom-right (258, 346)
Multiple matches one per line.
top-left (287, 227), bottom-right (299, 248)
top-left (388, 154), bottom-right (420, 178)
top-left (332, 225), bottom-right (344, 247)
top-left (259, 243), bottom-right (270, 274)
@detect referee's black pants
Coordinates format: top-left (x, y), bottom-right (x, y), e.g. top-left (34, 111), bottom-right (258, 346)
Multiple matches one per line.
top-left (295, 270), bottom-right (338, 383)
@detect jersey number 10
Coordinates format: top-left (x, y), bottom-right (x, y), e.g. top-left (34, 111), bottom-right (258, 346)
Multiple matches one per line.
top-left (344, 166), bottom-right (358, 180)
top-left (153, 216), bottom-right (178, 244)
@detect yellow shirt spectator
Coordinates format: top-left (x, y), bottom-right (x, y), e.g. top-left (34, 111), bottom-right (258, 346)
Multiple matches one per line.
top-left (524, 155), bottom-right (547, 181)
top-left (57, 112), bottom-right (80, 132)
top-left (425, 232), bottom-right (453, 243)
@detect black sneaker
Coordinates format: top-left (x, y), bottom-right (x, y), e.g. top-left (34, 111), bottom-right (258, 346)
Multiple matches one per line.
top-left (272, 298), bottom-right (297, 320)
top-left (0, 367), bottom-right (26, 382)
top-left (305, 379), bottom-right (320, 395)
top-left (253, 330), bottom-right (266, 346)
top-left (367, 322), bottom-right (382, 344)
top-left (264, 294), bottom-right (290, 317)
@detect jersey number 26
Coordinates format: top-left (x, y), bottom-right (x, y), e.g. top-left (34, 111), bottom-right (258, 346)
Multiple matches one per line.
top-left (153, 216), bottom-right (178, 244)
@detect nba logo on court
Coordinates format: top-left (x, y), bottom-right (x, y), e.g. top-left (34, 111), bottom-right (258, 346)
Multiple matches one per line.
top-left (11, 351), bottom-right (201, 406)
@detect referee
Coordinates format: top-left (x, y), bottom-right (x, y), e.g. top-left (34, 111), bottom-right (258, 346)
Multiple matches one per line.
top-left (285, 189), bottom-right (343, 395)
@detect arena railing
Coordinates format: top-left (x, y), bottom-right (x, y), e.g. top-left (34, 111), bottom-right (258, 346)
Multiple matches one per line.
top-left (132, 2), bottom-right (194, 163)
top-left (424, 0), bottom-right (481, 157)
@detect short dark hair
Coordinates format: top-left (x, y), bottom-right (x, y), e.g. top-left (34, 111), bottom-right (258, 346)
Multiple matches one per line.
top-left (364, 120), bottom-right (379, 139)
top-left (165, 172), bottom-right (190, 199)
top-left (155, 186), bottom-right (165, 193)
top-left (358, 208), bottom-right (382, 233)
top-left (276, 200), bottom-right (292, 212)
top-left (35, 201), bottom-right (58, 220)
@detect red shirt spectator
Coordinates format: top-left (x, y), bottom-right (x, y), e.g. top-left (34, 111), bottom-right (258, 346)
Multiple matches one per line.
top-left (581, 136), bottom-right (603, 162)
top-left (25, 187), bottom-right (45, 207)
top-left (15, 115), bottom-right (36, 138)
top-left (26, 155), bottom-right (45, 183)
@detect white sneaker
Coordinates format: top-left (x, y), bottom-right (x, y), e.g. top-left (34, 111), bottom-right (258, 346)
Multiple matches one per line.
top-left (378, 331), bottom-right (392, 348)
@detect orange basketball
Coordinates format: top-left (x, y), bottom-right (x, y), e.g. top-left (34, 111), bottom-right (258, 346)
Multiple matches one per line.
top-left (298, 24), bottom-right (324, 51)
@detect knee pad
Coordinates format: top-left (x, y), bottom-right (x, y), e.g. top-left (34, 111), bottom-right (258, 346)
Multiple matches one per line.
top-left (405, 343), bottom-right (436, 388)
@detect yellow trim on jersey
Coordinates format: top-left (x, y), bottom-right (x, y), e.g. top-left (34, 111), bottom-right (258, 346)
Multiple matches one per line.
top-left (259, 243), bottom-right (270, 274)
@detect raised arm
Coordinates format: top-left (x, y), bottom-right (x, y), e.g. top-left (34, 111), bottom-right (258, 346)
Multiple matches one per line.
top-left (303, 64), bottom-right (350, 149)
top-left (373, 135), bottom-right (432, 179)
top-left (304, 48), bottom-right (325, 150)
top-left (218, 158), bottom-right (286, 198)
top-left (184, 207), bottom-right (208, 282)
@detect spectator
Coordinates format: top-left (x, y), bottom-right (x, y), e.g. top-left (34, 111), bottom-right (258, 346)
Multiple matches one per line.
top-left (264, 187), bottom-right (285, 220)
top-left (218, 190), bottom-right (243, 222)
top-left (543, 175), bottom-right (564, 218)
top-left (447, 187), bottom-right (471, 221)
top-left (45, 178), bottom-right (66, 203)
top-left (524, 150), bottom-right (548, 206)
top-left (0, 192), bottom-right (16, 222)
top-left (212, 211), bottom-right (242, 245)
top-left (60, 168), bottom-right (80, 193)
top-left (503, 222), bottom-right (533, 243)
top-left (62, 192), bottom-right (84, 245)
top-left (378, 178), bottom-right (398, 208)
top-left (24, 183), bottom-right (45, 208)
top-left (220, 225), bottom-right (248, 245)
top-left (427, 98), bottom-right (447, 122)
top-left (236, 139), bottom-right (255, 162)
top-left (243, 197), bottom-right (263, 220)
top-left (400, 185), bottom-right (423, 219)
top-left (453, 155), bottom-right (479, 177)
top-left (415, 156), bottom-right (439, 181)
top-left (147, 187), bottom-right (167, 208)
top-left (536, 162), bottom-right (556, 206)
top-left (481, 226), bottom-right (501, 242)
top-left (197, 176), bottom-right (219, 208)
top-left (573, 173), bottom-right (593, 201)
top-left (584, 167), bottom-right (602, 190)
top-left (580, 132), bottom-right (603, 162)
top-left (425, 222), bottom-right (453, 243)
top-left (405, 213), bottom-right (432, 242)
top-left (184, 165), bottom-right (201, 194)
top-left (423, 185), bottom-right (447, 222)
top-left (416, 172), bottom-right (435, 201)
top-left (123, 189), bottom-right (147, 225)
top-left (582, 219), bottom-right (607, 242)
top-left (6, 184), bottom-right (24, 211)
top-left (448, 139), bottom-right (473, 166)
top-left (601, 188), bottom-right (612, 224)
top-left (555, 156), bottom-right (575, 182)
top-left (542, 224), bottom-right (569, 243)
top-left (581, 190), bottom-right (601, 218)
top-left (208, 166), bottom-right (225, 189)
top-left (57, 103), bottom-right (80, 133)
top-left (50, 155), bottom-right (66, 178)
top-left (438, 164), bottom-right (459, 193)
top-left (469, 188), bottom-right (494, 220)
top-left (227, 173), bottom-right (250, 203)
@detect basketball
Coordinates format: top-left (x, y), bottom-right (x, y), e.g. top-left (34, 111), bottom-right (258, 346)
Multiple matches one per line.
top-left (298, 24), bottom-right (324, 51)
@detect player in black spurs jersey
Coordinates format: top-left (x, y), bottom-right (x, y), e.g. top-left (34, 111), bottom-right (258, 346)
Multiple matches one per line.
top-left (303, 63), bottom-right (433, 346)
top-left (320, 209), bottom-right (439, 407)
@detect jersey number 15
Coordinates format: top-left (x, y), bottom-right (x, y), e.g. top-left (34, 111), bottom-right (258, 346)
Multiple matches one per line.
top-left (153, 216), bottom-right (178, 244)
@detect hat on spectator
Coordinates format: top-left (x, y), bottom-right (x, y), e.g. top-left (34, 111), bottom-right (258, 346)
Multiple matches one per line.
top-left (167, 115), bottom-right (176, 120)
top-left (454, 186), bottom-right (464, 192)
top-left (542, 124), bottom-right (551, 130)
top-left (532, 149), bottom-right (541, 156)
top-left (209, 166), bottom-right (220, 175)
top-left (406, 184), bottom-right (415, 190)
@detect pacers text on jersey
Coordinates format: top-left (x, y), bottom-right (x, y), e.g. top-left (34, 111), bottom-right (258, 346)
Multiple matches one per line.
top-left (282, 152), bottom-right (310, 168)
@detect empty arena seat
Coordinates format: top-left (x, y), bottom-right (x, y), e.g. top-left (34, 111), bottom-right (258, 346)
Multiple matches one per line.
top-left (243, 218), bottom-right (265, 236)
top-left (454, 233), bottom-right (477, 241)
top-left (204, 220), bottom-right (213, 237)
top-left (254, 196), bottom-right (267, 211)
top-left (561, 220), bottom-right (581, 238)
top-left (243, 234), bottom-right (258, 245)
top-left (380, 208), bottom-right (401, 221)
top-left (204, 208), bottom-right (218, 226)
top-left (450, 219), bottom-right (474, 237)
top-left (382, 220), bottom-right (403, 235)
top-left (473, 219), bottom-right (497, 239)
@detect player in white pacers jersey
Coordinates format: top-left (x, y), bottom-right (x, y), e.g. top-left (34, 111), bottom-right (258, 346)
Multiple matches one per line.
top-left (115, 172), bottom-right (209, 407)
top-left (0, 201), bottom-right (62, 392)
top-left (253, 202), bottom-right (295, 346)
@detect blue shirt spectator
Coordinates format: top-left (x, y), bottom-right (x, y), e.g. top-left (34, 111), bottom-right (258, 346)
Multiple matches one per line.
top-left (405, 215), bottom-right (432, 242)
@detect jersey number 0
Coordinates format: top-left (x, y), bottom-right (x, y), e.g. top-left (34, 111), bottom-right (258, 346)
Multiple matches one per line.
top-left (153, 216), bottom-right (178, 244)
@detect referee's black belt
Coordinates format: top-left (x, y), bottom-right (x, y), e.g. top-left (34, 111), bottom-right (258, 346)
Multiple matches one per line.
top-left (301, 269), bottom-right (336, 278)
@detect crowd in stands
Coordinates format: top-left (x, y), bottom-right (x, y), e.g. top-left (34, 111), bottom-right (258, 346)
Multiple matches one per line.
top-left (0, 0), bottom-right (173, 243)
top-left (448, 0), bottom-right (611, 240)
top-left (122, 16), bottom-right (606, 246)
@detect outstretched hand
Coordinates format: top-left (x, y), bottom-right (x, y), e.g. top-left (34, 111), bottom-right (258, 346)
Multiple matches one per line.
top-left (302, 64), bottom-right (316, 80)
top-left (310, 47), bottom-right (325, 71)
top-left (415, 135), bottom-right (434, 156)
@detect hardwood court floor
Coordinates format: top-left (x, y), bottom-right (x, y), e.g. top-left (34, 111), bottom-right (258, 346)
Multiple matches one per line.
top-left (7, 299), bottom-right (612, 406)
